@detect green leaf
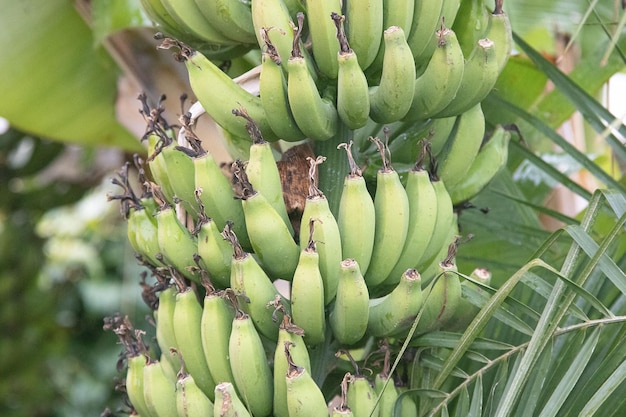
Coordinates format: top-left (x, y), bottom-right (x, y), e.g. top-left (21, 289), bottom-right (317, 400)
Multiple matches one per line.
top-left (0, 0), bottom-right (143, 152)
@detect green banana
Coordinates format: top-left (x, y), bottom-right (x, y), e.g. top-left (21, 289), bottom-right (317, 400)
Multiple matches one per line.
top-left (336, 142), bottom-right (376, 275)
top-left (258, 35), bottom-right (307, 142)
top-left (232, 160), bottom-right (300, 281)
top-left (193, 0), bottom-right (257, 44)
top-left (486, 0), bottom-right (513, 73)
top-left (158, 142), bottom-right (199, 218)
top-left (333, 13), bottom-right (371, 130)
top-left (290, 220), bottom-right (326, 346)
top-left (364, 135), bottom-right (410, 288)
top-left (404, 24), bottom-right (465, 121)
top-left (229, 310), bottom-right (274, 417)
top-left (298, 156), bottom-right (343, 304)
top-left (434, 37), bottom-right (499, 118)
top-left (252, 0), bottom-right (299, 65)
top-left (126, 353), bottom-right (154, 417)
top-left (224, 221), bottom-right (284, 340)
top-left (158, 38), bottom-right (277, 141)
top-left (368, 268), bottom-right (423, 337)
top-left (445, 267), bottom-right (492, 332)
top-left (213, 382), bottom-right (252, 417)
top-left (347, 374), bottom-right (378, 417)
top-left (201, 289), bottom-right (236, 386)
top-left (287, 14), bottom-right (339, 141)
top-left (238, 109), bottom-right (294, 234)
top-left (406, 0), bottom-right (444, 65)
top-left (306, 0), bottom-right (342, 78)
top-left (284, 342), bottom-right (329, 417)
top-left (173, 286), bottom-right (216, 399)
top-left (160, 0), bottom-right (237, 45)
top-left (343, 0), bottom-right (383, 70)
top-left (127, 203), bottom-right (162, 267)
top-left (448, 124), bottom-right (511, 204)
top-left (414, 252), bottom-right (462, 335)
top-left (194, 152), bottom-right (250, 252)
top-left (143, 359), bottom-right (178, 417)
top-left (332, 373), bottom-right (355, 416)
top-left (155, 205), bottom-right (199, 282)
top-left (140, 0), bottom-right (188, 40)
top-left (195, 215), bottom-right (233, 289)
top-left (452, 0), bottom-right (490, 57)
top-left (146, 132), bottom-right (176, 206)
top-left (414, 175), bottom-right (455, 271)
top-left (386, 144), bottom-right (439, 284)
top-left (273, 313), bottom-right (312, 417)
top-left (373, 372), bottom-right (400, 417)
top-left (369, 26), bottom-right (416, 124)
top-left (176, 373), bottom-right (215, 417)
top-left (435, 102), bottom-right (486, 189)
top-left (155, 286), bottom-right (182, 377)
top-left (329, 258), bottom-right (370, 345)
top-left (367, 0), bottom-right (416, 75)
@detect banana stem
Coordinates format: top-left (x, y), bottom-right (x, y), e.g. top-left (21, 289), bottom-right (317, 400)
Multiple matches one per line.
top-left (308, 325), bottom-right (338, 388)
top-left (313, 121), bottom-right (352, 216)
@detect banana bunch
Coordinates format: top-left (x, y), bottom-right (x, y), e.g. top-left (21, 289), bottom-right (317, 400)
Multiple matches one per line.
top-left (108, 0), bottom-right (516, 414)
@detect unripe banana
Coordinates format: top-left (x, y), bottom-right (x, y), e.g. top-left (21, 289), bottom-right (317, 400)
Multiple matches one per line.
top-left (434, 38), bottom-right (499, 118)
top-left (224, 222), bottom-right (285, 340)
top-left (160, 0), bottom-right (238, 45)
top-left (258, 36), bottom-right (307, 142)
top-left (306, 0), bottom-right (342, 79)
top-left (414, 255), bottom-right (462, 334)
top-left (156, 286), bottom-right (182, 376)
top-left (291, 220), bottom-right (326, 346)
top-left (213, 382), bottom-right (252, 417)
top-left (194, 153), bottom-right (250, 251)
top-left (232, 160), bottom-right (300, 281)
top-left (287, 13), bottom-right (339, 141)
top-left (176, 372), bottom-right (215, 417)
top-left (273, 314), bottom-right (312, 417)
top-left (332, 374), bottom-right (355, 417)
top-left (369, 26), bottom-right (416, 124)
top-left (159, 142), bottom-right (199, 217)
top-left (452, 0), bottom-right (490, 57)
top-left (448, 124), bottom-right (512, 204)
top-left (486, 0), bottom-right (513, 74)
top-left (299, 156), bottom-right (343, 304)
top-left (368, 268), bottom-right (423, 337)
top-left (373, 372), bottom-right (400, 417)
top-left (397, 387), bottom-right (418, 417)
top-left (435, 102), bottom-right (486, 189)
top-left (140, 0), bottom-right (188, 41)
top-left (284, 342), bottom-right (329, 417)
top-left (333, 13), bottom-right (371, 130)
top-left (330, 258), bottom-right (370, 345)
top-left (386, 143), bottom-right (439, 284)
top-left (406, 0), bottom-right (444, 65)
top-left (414, 176), bottom-right (455, 271)
top-left (173, 287), bottom-right (216, 399)
top-left (193, 0), bottom-right (257, 44)
top-left (347, 374), bottom-right (378, 417)
top-left (252, 0), bottom-right (302, 66)
top-left (158, 38), bottom-right (277, 141)
top-left (126, 354), bottom-right (154, 417)
top-left (343, 0), bottom-right (383, 70)
top-left (364, 135), bottom-right (410, 288)
top-left (445, 267), bottom-right (492, 332)
top-left (127, 205), bottom-right (162, 266)
top-left (238, 109), bottom-right (294, 234)
top-left (156, 205), bottom-right (199, 282)
top-left (336, 142), bottom-right (376, 275)
top-left (201, 290), bottom-right (236, 386)
top-left (229, 311), bottom-right (274, 417)
top-left (196, 216), bottom-right (232, 289)
top-left (404, 25), bottom-right (465, 121)
top-left (143, 359), bottom-right (178, 417)
top-left (146, 132), bottom-right (177, 206)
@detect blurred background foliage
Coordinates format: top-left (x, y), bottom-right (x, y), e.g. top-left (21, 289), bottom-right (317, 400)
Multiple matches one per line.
top-left (0, 0), bottom-right (624, 416)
